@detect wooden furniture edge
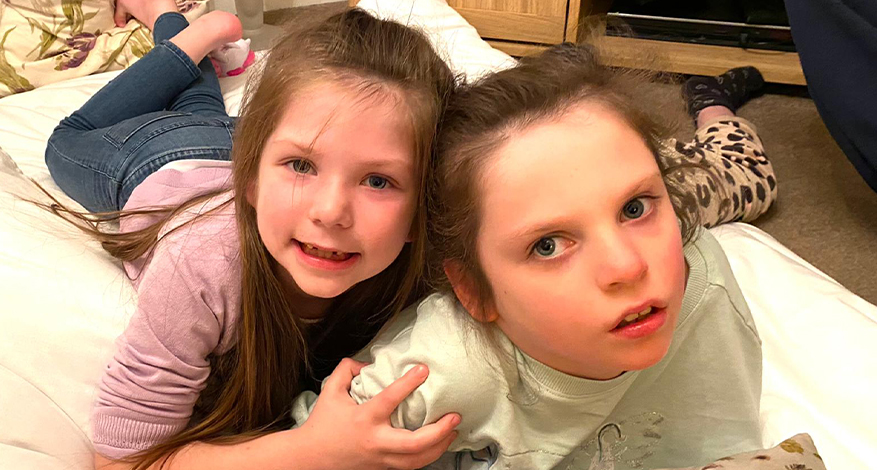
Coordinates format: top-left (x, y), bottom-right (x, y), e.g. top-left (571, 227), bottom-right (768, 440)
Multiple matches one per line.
top-left (599, 36), bottom-right (805, 85)
top-left (454, 7), bottom-right (566, 44)
top-left (485, 40), bottom-right (548, 58)
top-left (487, 35), bottom-right (805, 85)
top-left (566, 0), bottom-right (582, 43)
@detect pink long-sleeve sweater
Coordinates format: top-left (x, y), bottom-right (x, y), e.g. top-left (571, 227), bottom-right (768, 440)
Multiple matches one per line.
top-left (91, 163), bottom-right (242, 459)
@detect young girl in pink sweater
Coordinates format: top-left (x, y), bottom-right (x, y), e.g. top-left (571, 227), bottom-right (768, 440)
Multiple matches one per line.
top-left (42, 1), bottom-right (459, 468)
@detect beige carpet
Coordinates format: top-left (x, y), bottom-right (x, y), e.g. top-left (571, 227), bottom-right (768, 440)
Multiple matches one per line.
top-left (267, 4), bottom-right (877, 305)
top-left (740, 92), bottom-right (877, 305)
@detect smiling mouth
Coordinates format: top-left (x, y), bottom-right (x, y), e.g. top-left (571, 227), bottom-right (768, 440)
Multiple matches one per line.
top-left (615, 306), bottom-right (656, 329)
top-left (298, 241), bottom-right (355, 261)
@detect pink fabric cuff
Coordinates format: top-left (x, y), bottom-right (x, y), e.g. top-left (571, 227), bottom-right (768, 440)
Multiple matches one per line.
top-left (91, 413), bottom-right (186, 460)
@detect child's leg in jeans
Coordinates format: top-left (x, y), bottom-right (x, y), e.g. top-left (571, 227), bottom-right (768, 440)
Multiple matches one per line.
top-left (667, 67), bottom-right (777, 227)
top-left (55, 8), bottom-right (240, 132)
top-left (156, 11), bottom-right (242, 117)
top-left (45, 5), bottom-right (241, 212)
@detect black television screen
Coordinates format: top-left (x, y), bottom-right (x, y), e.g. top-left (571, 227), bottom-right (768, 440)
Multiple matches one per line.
top-left (606, 0), bottom-right (794, 51)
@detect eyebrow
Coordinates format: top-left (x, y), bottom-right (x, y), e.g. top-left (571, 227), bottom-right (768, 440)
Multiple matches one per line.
top-left (267, 137), bottom-right (413, 172)
top-left (267, 138), bottom-right (317, 156)
top-left (507, 171), bottom-right (664, 242)
top-left (620, 171), bottom-right (664, 202)
top-left (509, 215), bottom-right (579, 244)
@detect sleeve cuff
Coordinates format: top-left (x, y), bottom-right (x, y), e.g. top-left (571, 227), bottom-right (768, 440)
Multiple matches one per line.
top-left (91, 413), bottom-right (187, 460)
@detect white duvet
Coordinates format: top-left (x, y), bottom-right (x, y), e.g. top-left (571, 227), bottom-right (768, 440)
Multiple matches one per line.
top-left (1, 1), bottom-right (874, 469)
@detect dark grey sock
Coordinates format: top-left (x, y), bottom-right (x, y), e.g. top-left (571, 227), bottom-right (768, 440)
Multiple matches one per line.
top-left (683, 66), bottom-right (765, 118)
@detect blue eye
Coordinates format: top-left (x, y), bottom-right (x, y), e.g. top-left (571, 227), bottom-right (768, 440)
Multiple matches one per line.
top-left (288, 159), bottom-right (313, 174)
top-left (532, 236), bottom-right (572, 259)
top-left (365, 175), bottom-right (389, 189)
top-left (622, 197), bottom-right (652, 220)
top-left (534, 238), bottom-right (556, 257)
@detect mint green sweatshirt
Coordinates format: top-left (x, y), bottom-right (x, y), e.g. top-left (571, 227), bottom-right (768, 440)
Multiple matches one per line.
top-left (291, 230), bottom-right (762, 469)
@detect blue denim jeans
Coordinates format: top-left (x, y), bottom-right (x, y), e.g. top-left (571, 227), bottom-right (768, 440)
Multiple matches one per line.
top-left (45, 12), bottom-right (236, 212)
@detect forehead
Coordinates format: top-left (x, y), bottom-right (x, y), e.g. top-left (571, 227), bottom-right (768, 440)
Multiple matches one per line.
top-left (279, 79), bottom-right (408, 131)
top-left (479, 103), bottom-right (661, 220)
top-left (269, 79), bottom-right (414, 157)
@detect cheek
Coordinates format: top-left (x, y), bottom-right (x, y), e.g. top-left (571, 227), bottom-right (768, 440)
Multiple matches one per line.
top-left (365, 195), bottom-right (417, 239)
top-left (253, 184), bottom-right (298, 245)
top-left (480, 256), bottom-right (542, 324)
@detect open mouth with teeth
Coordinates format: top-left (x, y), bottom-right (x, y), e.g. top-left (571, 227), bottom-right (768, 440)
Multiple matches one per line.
top-left (298, 241), bottom-right (355, 262)
top-left (615, 306), bottom-right (656, 329)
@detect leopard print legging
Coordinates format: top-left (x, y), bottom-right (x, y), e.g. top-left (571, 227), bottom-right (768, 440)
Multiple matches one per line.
top-left (663, 116), bottom-right (776, 228)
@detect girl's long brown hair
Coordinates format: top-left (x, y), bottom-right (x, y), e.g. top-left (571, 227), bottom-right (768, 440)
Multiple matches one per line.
top-left (38, 8), bottom-right (455, 469)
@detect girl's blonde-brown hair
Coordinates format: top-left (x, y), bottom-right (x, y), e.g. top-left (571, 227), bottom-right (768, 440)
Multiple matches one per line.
top-left (42, 8), bottom-right (454, 469)
top-left (429, 42), bottom-right (701, 316)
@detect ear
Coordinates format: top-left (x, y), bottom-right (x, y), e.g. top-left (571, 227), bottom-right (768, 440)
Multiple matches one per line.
top-left (444, 260), bottom-right (499, 323)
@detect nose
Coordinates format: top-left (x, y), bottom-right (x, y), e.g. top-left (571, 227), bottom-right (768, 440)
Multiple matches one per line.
top-left (307, 178), bottom-right (353, 229)
top-left (594, 230), bottom-right (648, 290)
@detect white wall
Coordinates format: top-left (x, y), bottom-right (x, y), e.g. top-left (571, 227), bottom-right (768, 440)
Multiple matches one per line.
top-left (213, 0), bottom-right (340, 14)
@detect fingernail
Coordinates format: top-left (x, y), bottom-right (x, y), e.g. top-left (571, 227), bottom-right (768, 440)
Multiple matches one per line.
top-left (414, 365), bottom-right (428, 377)
top-left (451, 414), bottom-right (461, 426)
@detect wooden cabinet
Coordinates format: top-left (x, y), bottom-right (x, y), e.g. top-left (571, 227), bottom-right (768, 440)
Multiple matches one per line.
top-left (447, 0), bottom-right (806, 85)
top-left (445, 0), bottom-right (572, 44)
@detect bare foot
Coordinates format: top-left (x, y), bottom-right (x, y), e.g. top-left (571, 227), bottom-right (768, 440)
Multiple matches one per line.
top-left (169, 11), bottom-right (243, 65)
top-left (113, 0), bottom-right (179, 30)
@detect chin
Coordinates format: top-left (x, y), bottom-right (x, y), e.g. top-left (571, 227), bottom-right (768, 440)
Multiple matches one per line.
top-left (624, 355), bottom-right (665, 372)
top-left (624, 341), bottom-right (673, 371)
top-left (297, 279), bottom-right (354, 299)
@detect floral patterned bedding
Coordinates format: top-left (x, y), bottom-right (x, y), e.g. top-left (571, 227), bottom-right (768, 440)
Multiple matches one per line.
top-left (0, 0), bottom-right (205, 97)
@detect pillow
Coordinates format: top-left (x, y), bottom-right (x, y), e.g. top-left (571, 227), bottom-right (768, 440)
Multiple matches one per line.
top-left (656, 433), bottom-right (826, 470)
top-left (0, 0), bottom-right (206, 97)
top-left (711, 223), bottom-right (877, 469)
top-left (0, 145), bottom-right (137, 469)
top-left (355, 0), bottom-right (516, 82)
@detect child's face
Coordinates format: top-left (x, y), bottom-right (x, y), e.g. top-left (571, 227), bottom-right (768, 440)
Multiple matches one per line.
top-left (473, 103), bottom-right (687, 380)
top-left (249, 81), bottom-right (418, 304)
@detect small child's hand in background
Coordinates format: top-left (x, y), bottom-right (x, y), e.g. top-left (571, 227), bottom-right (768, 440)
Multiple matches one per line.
top-left (299, 358), bottom-right (461, 470)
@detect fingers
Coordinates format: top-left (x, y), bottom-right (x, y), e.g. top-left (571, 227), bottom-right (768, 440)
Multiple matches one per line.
top-left (369, 365), bottom-right (429, 417)
top-left (322, 358), bottom-right (368, 395)
top-left (347, 359), bottom-right (367, 377)
top-left (386, 412), bottom-right (461, 454)
top-left (384, 429), bottom-right (458, 469)
top-left (113, 4), bottom-right (129, 27)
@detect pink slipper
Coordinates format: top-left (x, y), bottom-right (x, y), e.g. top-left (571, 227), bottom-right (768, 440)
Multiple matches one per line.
top-left (209, 38), bottom-right (255, 77)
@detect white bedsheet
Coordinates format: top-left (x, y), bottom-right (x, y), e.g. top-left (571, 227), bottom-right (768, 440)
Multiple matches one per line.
top-left (1, 1), bottom-right (874, 469)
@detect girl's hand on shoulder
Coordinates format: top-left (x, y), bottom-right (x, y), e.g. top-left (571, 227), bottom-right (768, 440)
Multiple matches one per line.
top-left (299, 358), bottom-right (460, 470)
